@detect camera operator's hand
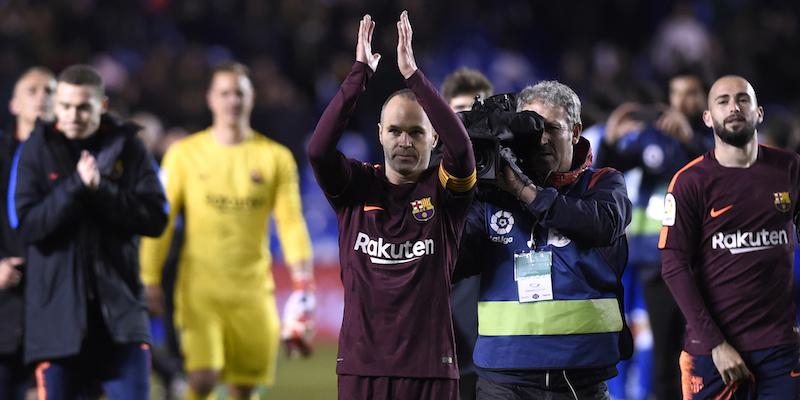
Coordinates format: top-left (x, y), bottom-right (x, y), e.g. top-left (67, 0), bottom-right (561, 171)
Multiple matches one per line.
top-left (396, 11), bottom-right (418, 79)
top-left (356, 14), bottom-right (381, 73)
top-left (604, 102), bottom-right (646, 145)
top-left (495, 165), bottom-right (538, 204)
top-left (655, 106), bottom-right (694, 144)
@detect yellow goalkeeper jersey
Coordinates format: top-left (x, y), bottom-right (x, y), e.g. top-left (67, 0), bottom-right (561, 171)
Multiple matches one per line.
top-left (140, 128), bottom-right (313, 307)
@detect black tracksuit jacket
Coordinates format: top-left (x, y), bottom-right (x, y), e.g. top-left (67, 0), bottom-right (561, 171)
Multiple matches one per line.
top-left (10, 114), bottom-right (167, 363)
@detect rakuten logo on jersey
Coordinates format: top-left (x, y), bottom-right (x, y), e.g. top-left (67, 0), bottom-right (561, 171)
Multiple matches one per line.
top-left (354, 232), bottom-right (434, 265)
top-left (711, 229), bottom-right (789, 254)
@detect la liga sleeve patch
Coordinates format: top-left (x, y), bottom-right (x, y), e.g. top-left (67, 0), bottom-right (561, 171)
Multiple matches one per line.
top-left (663, 193), bottom-right (676, 227)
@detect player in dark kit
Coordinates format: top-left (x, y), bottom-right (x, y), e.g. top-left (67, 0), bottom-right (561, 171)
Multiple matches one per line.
top-left (308, 12), bottom-right (476, 400)
top-left (659, 75), bottom-right (800, 399)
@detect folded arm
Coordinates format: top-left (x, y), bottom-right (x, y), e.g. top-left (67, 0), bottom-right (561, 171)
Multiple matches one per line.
top-left (524, 168), bottom-right (632, 247)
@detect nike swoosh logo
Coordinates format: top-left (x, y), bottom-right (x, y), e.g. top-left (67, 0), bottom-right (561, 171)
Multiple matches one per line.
top-left (791, 370), bottom-right (800, 377)
top-left (710, 205), bottom-right (733, 218)
top-left (729, 246), bottom-right (773, 254)
top-left (363, 205), bottom-right (384, 212)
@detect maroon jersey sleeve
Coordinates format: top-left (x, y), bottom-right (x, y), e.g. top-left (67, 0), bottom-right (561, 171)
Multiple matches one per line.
top-left (660, 156), bottom-right (727, 353)
top-left (308, 62), bottom-right (372, 198)
top-left (405, 71), bottom-right (476, 191)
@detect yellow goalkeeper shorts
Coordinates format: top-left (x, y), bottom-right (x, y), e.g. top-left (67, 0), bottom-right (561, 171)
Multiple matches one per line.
top-left (179, 293), bottom-right (280, 386)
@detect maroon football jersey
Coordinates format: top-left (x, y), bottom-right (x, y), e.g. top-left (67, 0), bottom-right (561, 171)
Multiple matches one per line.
top-left (329, 161), bottom-right (470, 378)
top-left (308, 62), bottom-right (476, 378)
top-left (660, 145), bottom-right (800, 355)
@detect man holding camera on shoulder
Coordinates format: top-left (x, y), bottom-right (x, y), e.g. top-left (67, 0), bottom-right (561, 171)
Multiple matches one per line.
top-left (454, 81), bottom-right (633, 400)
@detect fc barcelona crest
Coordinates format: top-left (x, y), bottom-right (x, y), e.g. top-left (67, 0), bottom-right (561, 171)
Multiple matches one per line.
top-left (774, 192), bottom-right (791, 212)
top-left (110, 160), bottom-right (124, 179)
top-left (411, 197), bottom-right (435, 222)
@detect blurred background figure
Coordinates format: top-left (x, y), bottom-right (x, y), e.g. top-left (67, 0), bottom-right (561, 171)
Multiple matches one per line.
top-left (129, 110), bottom-right (189, 400)
top-left (0, 66), bottom-right (56, 400)
top-left (595, 67), bottom-right (713, 400)
top-left (140, 61), bottom-right (315, 400)
top-left (130, 111), bottom-right (166, 160)
top-left (11, 64), bottom-right (167, 400)
top-left (442, 67), bottom-right (495, 112)
top-left (440, 66), bottom-right (493, 400)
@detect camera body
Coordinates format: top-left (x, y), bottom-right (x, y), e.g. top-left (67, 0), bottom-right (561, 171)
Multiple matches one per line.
top-left (457, 93), bottom-right (545, 182)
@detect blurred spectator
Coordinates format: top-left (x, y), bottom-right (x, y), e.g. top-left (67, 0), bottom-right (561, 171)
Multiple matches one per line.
top-left (760, 107), bottom-right (800, 153)
top-left (130, 111), bottom-right (165, 159)
top-left (596, 68), bottom-right (714, 400)
top-left (439, 66), bottom-right (494, 400)
top-left (650, 1), bottom-right (715, 81)
top-left (0, 66), bottom-right (56, 400)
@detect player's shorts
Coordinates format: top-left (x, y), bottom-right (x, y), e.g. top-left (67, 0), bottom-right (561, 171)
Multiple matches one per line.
top-left (679, 344), bottom-right (800, 400)
top-left (338, 375), bottom-right (458, 400)
top-left (179, 293), bottom-right (280, 386)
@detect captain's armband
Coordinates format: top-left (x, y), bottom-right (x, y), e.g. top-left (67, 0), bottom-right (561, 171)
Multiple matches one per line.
top-left (438, 165), bottom-right (476, 192)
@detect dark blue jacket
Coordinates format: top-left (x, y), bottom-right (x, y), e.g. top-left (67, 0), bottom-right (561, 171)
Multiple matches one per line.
top-left (9, 114), bottom-right (167, 363)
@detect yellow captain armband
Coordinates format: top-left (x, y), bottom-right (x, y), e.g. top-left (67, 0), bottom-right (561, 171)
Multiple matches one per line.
top-left (438, 164), bottom-right (477, 192)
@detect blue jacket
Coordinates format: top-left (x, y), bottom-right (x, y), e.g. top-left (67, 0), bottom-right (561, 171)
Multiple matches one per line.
top-left (455, 138), bottom-right (632, 374)
top-left (595, 123), bottom-right (713, 282)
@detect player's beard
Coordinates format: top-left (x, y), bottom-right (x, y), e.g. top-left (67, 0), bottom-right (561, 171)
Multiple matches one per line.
top-left (713, 117), bottom-right (756, 148)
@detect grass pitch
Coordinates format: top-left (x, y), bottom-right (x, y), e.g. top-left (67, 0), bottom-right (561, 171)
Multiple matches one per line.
top-left (263, 342), bottom-right (339, 399)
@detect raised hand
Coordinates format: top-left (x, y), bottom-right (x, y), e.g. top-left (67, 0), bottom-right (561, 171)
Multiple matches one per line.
top-left (396, 10), bottom-right (418, 79)
top-left (356, 14), bottom-right (381, 72)
top-left (656, 106), bottom-right (694, 144)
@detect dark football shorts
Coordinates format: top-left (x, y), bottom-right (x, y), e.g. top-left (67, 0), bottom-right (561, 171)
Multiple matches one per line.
top-left (338, 374), bottom-right (458, 400)
top-left (679, 344), bottom-right (800, 399)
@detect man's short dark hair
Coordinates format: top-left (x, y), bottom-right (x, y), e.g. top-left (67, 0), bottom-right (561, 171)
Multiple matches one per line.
top-left (670, 64), bottom-right (711, 94)
top-left (441, 67), bottom-right (494, 103)
top-left (58, 65), bottom-right (105, 96)
top-left (380, 88), bottom-right (417, 123)
top-left (17, 66), bottom-right (56, 84)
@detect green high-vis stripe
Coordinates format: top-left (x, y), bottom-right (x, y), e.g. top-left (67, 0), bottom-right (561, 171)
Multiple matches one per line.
top-left (627, 207), bottom-right (664, 235)
top-left (478, 298), bottom-right (623, 336)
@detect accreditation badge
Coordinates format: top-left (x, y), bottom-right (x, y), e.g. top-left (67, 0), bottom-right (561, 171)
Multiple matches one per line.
top-left (514, 249), bottom-right (553, 302)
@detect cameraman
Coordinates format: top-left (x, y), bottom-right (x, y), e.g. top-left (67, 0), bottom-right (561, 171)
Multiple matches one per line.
top-left (454, 81), bottom-right (632, 400)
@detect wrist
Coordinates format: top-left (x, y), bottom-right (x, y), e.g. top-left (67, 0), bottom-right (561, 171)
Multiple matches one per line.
top-left (517, 185), bottom-right (539, 204)
top-left (291, 270), bottom-right (315, 292)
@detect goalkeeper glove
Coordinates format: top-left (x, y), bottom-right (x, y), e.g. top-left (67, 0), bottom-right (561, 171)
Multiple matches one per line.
top-left (281, 272), bottom-right (316, 357)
